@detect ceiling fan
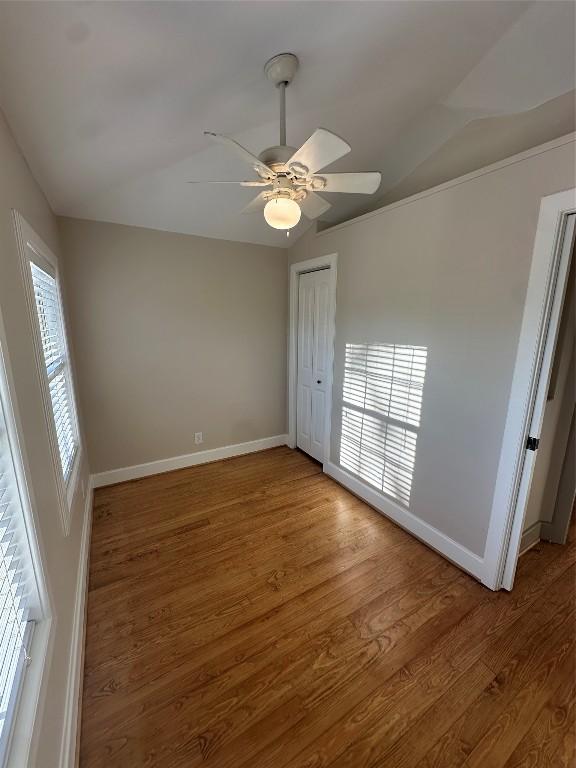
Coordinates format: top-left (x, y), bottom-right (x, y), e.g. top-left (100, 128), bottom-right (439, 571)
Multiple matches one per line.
top-left (188, 53), bottom-right (382, 232)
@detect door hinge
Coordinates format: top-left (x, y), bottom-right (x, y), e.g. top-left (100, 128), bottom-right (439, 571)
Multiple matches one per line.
top-left (526, 436), bottom-right (540, 451)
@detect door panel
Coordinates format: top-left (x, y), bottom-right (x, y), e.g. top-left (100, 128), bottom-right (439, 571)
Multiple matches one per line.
top-left (297, 273), bottom-right (315, 455)
top-left (313, 280), bottom-right (330, 378)
top-left (312, 389), bottom-right (326, 447)
top-left (297, 269), bottom-right (331, 462)
top-left (297, 385), bottom-right (312, 453)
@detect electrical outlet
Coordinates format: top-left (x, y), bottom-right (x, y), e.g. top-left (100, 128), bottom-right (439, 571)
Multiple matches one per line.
top-left (194, 432), bottom-right (203, 445)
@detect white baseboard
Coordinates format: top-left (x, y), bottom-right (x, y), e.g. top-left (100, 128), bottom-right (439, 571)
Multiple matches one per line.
top-left (519, 522), bottom-right (541, 555)
top-left (323, 461), bottom-right (487, 585)
top-left (92, 435), bottom-right (289, 488)
top-left (59, 479), bottom-right (93, 768)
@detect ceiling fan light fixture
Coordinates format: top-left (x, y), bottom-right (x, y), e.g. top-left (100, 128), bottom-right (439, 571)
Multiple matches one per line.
top-left (192, 54), bottom-right (382, 231)
top-left (263, 197), bottom-right (301, 230)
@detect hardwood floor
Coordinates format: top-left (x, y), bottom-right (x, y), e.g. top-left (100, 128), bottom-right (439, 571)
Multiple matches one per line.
top-left (80, 446), bottom-right (575, 767)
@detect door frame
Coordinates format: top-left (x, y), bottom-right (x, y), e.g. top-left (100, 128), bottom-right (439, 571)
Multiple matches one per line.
top-left (288, 254), bottom-right (338, 463)
top-left (483, 188), bottom-right (576, 590)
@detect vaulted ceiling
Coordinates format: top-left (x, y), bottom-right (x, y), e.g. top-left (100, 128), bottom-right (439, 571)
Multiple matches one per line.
top-left (0, 1), bottom-right (573, 247)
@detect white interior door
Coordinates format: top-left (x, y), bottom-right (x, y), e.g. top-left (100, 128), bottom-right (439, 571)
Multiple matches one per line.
top-left (297, 269), bottom-right (331, 462)
top-left (501, 212), bottom-right (575, 588)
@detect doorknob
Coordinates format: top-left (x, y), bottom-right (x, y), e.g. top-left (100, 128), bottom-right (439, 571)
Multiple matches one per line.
top-left (317, 379), bottom-right (322, 384)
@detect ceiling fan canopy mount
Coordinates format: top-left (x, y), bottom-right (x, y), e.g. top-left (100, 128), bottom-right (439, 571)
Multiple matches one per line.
top-left (264, 52), bottom-right (300, 88)
top-left (188, 53), bottom-right (382, 231)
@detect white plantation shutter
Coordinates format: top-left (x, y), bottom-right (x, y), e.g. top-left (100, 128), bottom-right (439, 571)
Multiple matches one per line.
top-left (0, 386), bottom-right (34, 763)
top-left (30, 263), bottom-right (77, 481)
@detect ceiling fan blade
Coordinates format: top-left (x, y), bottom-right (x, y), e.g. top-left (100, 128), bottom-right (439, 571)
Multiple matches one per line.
top-left (299, 192), bottom-right (331, 220)
top-left (241, 191), bottom-right (269, 214)
top-left (187, 180), bottom-right (271, 187)
top-left (314, 172), bottom-right (382, 194)
top-left (287, 128), bottom-right (351, 175)
top-left (204, 132), bottom-right (274, 179)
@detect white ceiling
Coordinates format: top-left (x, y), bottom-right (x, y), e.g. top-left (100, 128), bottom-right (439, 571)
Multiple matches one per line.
top-left (0, 1), bottom-right (573, 248)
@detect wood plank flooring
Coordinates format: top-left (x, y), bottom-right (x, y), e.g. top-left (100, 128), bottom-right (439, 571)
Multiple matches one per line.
top-left (80, 446), bottom-right (576, 767)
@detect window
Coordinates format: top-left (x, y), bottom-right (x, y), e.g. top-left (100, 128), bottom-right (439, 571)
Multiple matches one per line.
top-left (0, 345), bottom-right (39, 766)
top-left (16, 212), bottom-right (80, 533)
top-left (30, 263), bottom-right (77, 481)
top-left (340, 343), bottom-right (428, 507)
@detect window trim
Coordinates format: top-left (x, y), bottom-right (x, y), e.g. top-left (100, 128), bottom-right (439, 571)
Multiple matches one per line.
top-left (13, 211), bottom-right (81, 535)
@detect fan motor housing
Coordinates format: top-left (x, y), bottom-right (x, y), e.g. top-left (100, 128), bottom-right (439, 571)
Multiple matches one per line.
top-left (258, 144), bottom-right (297, 171)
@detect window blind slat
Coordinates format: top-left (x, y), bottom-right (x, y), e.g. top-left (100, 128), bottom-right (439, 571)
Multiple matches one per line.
top-left (0, 412), bottom-right (33, 755)
top-left (30, 263), bottom-right (78, 481)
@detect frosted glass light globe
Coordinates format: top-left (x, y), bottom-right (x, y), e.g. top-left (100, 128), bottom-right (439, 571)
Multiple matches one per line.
top-left (263, 198), bottom-right (301, 230)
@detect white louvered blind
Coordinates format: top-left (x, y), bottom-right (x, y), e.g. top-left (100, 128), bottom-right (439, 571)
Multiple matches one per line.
top-left (0, 387), bottom-right (34, 762)
top-left (30, 263), bottom-right (77, 481)
top-left (340, 343), bottom-right (428, 507)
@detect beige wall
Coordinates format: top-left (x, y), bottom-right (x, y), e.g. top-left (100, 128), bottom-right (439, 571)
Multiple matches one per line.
top-left (288, 136), bottom-right (576, 558)
top-left (0, 110), bottom-right (90, 765)
top-left (58, 218), bottom-right (288, 474)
